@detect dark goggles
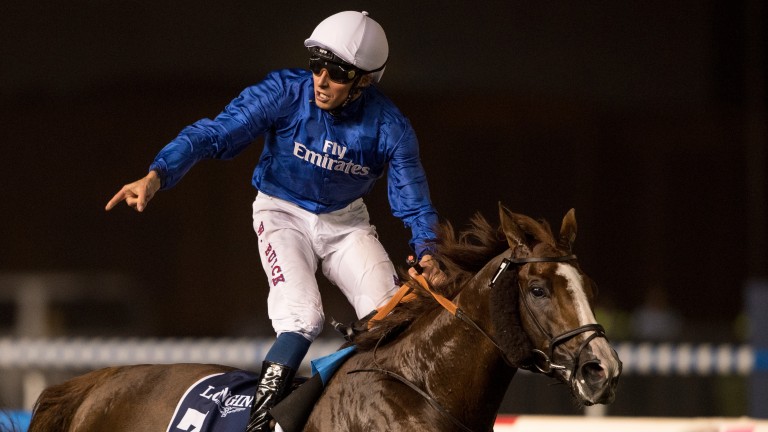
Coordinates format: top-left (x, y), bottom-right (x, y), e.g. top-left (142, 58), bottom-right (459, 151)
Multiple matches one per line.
top-left (308, 56), bottom-right (360, 84)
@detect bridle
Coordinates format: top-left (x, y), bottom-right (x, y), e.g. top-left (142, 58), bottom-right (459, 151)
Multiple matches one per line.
top-left (349, 252), bottom-right (608, 432)
top-left (490, 254), bottom-right (607, 382)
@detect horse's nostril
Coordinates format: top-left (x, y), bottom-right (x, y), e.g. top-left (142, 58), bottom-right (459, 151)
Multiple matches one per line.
top-left (581, 362), bottom-right (606, 382)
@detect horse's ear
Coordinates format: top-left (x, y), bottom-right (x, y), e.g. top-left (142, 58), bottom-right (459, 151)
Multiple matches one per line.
top-left (559, 208), bottom-right (577, 251)
top-left (499, 202), bottom-right (526, 250)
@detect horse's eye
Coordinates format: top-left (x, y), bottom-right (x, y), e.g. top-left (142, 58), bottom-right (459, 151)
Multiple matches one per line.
top-left (531, 287), bottom-right (546, 298)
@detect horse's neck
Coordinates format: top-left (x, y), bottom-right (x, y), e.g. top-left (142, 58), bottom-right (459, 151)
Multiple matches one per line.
top-left (384, 275), bottom-right (515, 425)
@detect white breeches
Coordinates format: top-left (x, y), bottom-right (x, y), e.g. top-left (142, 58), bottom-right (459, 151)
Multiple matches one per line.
top-left (252, 192), bottom-right (398, 340)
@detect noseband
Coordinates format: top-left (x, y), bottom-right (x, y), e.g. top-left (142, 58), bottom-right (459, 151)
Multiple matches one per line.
top-left (490, 254), bottom-right (607, 379)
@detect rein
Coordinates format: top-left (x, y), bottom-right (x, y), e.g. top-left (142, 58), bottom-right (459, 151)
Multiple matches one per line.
top-left (369, 273), bottom-right (512, 366)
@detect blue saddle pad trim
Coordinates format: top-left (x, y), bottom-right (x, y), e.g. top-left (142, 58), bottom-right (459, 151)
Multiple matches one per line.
top-left (310, 345), bottom-right (356, 384)
top-left (0, 410), bottom-right (31, 431)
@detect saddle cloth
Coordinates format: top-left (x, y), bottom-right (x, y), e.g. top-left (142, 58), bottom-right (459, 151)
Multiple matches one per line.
top-left (166, 370), bottom-right (258, 432)
top-left (166, 346), bottom-right (356, 432)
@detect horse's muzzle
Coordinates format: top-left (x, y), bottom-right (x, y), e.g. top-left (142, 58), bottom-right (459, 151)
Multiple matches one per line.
top-left (573, 349), bottom-right (622, 405)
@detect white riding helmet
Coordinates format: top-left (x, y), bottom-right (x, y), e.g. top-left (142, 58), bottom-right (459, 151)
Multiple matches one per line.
top-left (304, 11), bottom-right (389, 82)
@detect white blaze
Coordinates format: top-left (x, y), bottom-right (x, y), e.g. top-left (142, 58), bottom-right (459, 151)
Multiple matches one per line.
top-left (556, 263), bottom-right (595, 326)
top-left (556, 263), bottom-right (620, 380)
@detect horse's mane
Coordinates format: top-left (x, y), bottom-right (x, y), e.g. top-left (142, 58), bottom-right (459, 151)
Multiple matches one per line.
top-left (352, 212), bottom-right (510, 350)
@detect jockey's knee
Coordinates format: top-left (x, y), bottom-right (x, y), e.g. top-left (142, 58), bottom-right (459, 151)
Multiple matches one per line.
top-left (272, 310), bottom-right (325, 340)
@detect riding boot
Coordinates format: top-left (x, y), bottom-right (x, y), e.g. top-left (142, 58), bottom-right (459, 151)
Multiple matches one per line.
top-left (246, 361), bottom-right (296, 432)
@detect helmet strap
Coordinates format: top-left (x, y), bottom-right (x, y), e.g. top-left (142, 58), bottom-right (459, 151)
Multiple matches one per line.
top-left (331, 74), bottom-right (366, 116)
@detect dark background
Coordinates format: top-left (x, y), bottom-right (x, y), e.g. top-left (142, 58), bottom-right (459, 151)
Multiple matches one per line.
top-left (1, 1), bottom-right (765, 341)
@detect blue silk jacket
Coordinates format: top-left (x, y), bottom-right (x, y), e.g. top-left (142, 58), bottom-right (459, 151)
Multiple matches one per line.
top-left (149, 69), bottom-right (438, 257)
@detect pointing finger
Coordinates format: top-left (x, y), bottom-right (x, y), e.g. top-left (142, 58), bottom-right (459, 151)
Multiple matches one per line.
top-left (105, 189), bottom-right (128, 211)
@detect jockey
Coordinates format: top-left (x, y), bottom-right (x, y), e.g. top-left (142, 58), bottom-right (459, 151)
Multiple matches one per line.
top-left (105, 10), bottom-right (442, 432)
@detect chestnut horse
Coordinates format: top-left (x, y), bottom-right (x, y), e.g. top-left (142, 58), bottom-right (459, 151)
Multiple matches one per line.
top-left (28, 206), bottom-right (621, 432)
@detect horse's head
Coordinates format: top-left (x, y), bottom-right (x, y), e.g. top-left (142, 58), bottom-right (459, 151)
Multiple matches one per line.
top-left (494, 205), bottom-right (621, 406)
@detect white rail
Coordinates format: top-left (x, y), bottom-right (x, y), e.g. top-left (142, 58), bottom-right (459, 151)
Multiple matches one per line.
top-left (1, 338), bottom-right (766, 375)
top-left (0, 337), bottom-right (342, 371)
